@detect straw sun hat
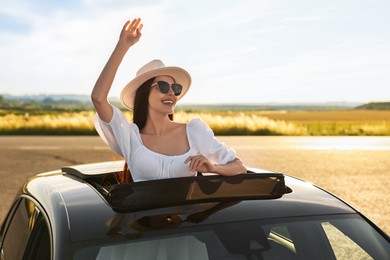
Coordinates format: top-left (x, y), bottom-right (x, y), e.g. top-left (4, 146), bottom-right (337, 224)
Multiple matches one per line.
top-left (120, 59), bottom-right (192, 110)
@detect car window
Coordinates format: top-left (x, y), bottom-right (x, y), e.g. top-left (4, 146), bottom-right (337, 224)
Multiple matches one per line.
top-left (262, 216), bottom-right (389, 260)
top-left (322, 222), bottom-right (371, 259)
top-left (23, 214), bottom-right (51, 260)
top-left (267, 226), bottom-right (296, 255)
top-left (1, 198), bottom-right (51, 260)
top-left (74, 214), bottom-right (389, 260)
top-left (1, 198), bottom-right (34, 259)
top-left (96, 235), bottom-right (208, 260)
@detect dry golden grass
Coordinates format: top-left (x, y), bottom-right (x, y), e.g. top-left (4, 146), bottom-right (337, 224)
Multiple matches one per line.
top-left (174, 111), bottom-right (307, 135)
top-left (0, 111), bottom-right (96, 134)
top-left (1, 109), bottom-right (389, 135)
top-left (255, 109), bottom-right (390, 121)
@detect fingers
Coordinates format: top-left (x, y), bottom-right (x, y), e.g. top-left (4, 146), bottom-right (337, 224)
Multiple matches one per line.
top-left (186, 155), bottom-right (212, 172)
top-left (122, 20), bottom-right (131, 31)
top-left (125, 18), bottom-right (142, 36)
top-left (118, 18), bottom-right (143, 47)
top-left (126, 18), bottom-right (138, 31)
top-left (185, 156), bottom-right (194, 170)
top-left (135, 24), bottom-right (143, 39)
top-left (191, 157), bottom-right (202, 171)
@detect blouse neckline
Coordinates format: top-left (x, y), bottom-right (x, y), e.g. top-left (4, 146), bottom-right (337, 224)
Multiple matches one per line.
top-left (135, 122), bottom-right (193, 158)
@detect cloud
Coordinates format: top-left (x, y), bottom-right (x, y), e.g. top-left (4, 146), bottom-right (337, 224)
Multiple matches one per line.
top-left (1, 0), bottom-right (389, 103)
top-left (0, 1), bottom-right (167, 95)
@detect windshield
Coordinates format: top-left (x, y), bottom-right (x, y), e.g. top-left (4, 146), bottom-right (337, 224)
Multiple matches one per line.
top-left (73, 214), bottom-right (389, 260)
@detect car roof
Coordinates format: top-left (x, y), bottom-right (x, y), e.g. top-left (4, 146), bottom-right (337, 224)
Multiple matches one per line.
top-left (24, 161), bottom-right (355, 243)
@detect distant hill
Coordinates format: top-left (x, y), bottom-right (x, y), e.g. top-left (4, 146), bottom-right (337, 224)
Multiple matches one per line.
top-left (2, 94), bottom-right (120, 103)
top-left (0, 94), bottom-right (121, 111)
top-left (1, 94), bottom-right (364, 111)
top-left (2, 94), bottom-right (92, 102)
top-left (355, 101), bottom-right (390, 110)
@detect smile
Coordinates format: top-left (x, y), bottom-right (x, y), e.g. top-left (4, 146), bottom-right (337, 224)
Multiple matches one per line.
top-left (162, 100), bottom-right (174, 105)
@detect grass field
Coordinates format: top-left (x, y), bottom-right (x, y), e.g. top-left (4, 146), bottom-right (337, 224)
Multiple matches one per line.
top-left (1, 109), bottom-right (390, 135)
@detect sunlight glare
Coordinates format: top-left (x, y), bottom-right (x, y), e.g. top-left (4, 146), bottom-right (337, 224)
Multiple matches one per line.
top-left (296, 137), bottom-right (390, 151)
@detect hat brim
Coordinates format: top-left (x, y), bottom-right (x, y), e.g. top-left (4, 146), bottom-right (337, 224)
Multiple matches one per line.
top-left (120, 66), bottom-right (191, 110)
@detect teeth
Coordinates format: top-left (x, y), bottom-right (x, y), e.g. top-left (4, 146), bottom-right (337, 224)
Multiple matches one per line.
top-left (162, 100), bottom-right (174, 104)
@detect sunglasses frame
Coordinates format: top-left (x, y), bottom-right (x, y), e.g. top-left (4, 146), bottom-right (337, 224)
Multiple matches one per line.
top-left (152, 81), bottom-right (183, 96)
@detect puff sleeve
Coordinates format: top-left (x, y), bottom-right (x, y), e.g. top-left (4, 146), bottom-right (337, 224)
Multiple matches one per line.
top-left (187, 118), bottom-right (236, 164)
top-left (94, 105), bottom-right (139, 159)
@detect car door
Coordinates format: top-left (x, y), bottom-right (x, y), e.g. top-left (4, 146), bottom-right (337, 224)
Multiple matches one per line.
top-left (0, 197), bottom-right (51, 260)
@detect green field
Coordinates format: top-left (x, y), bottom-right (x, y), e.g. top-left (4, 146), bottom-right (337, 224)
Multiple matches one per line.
top-left (1, 109), bottom-right (390, 136)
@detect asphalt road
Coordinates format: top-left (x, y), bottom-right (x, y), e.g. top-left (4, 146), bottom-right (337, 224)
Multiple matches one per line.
top-left (1, 136), bottom-right (389, 234)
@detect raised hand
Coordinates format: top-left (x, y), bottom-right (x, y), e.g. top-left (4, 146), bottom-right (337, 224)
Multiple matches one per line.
top-left (91, 18), bottom-right (143, 123)
top-left (119, 18), bottom-right (143, 49)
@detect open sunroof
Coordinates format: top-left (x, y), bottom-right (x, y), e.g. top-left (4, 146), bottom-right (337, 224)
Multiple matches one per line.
top-left (103, 173), bottom-right (289, 212)
top-left (62, 161), bottom-right (291, 212)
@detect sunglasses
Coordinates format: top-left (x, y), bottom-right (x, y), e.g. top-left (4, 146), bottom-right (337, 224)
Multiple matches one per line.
top-left (152, 81), bottom-right (183, 96)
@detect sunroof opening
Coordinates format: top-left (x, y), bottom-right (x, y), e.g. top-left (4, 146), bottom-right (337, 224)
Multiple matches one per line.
top-left (61, 162), bottom-right (291, 213)
top-left (93, 174), bottom-right (291, 212)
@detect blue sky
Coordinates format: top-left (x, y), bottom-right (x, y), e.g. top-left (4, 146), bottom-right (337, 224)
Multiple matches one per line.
top-left (0, 0), bottom-right (389, 104)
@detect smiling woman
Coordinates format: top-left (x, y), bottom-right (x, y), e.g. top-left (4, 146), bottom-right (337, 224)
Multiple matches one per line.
top-left (90, 18), bottom-right (246, 182)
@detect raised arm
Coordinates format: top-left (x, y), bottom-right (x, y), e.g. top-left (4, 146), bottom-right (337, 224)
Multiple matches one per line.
top-left (91, 18), bottom-right (143, 122)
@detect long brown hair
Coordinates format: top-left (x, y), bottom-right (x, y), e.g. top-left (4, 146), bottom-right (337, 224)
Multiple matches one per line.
top-left (133, 77), bottom-right (174, 130)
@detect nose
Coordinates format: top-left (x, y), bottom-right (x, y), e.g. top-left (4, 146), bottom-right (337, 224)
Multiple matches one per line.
top-left (166, 85), bottom-right (175, 95)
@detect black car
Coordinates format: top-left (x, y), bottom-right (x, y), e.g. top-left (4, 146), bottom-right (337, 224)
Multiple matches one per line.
top-left (1, 161), bottom-right (389, 259)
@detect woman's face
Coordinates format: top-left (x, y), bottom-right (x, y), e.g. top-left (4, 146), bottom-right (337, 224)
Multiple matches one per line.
top-left (148, 75), bottom-right (177, 115)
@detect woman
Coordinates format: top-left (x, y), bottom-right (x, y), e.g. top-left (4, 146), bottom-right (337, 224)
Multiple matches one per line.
top-left (91, 18), bottom-right (246, 182)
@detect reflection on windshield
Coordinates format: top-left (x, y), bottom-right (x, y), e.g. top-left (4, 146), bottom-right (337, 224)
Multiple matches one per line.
top-left (74, 214), bottom-right (390, 260)
top-left (106, 201), bottom-right (240, 237)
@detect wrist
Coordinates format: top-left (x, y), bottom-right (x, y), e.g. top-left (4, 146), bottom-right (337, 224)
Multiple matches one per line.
top-left (212, 164), bottom-right (219, 173)
top-left (115, 41), bottom-right (131, 54)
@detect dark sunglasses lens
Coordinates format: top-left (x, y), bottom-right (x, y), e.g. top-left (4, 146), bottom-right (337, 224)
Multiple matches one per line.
top-left (172, 84), bottom-right (183, 96)
top-left (157, 81), bottom-right (170, 93)
top-left (156, 81), bottom-right (183, 96)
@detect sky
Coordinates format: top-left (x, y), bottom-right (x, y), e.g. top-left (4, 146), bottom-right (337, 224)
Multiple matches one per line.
top-left (0, 0), bottom-right (389, 104)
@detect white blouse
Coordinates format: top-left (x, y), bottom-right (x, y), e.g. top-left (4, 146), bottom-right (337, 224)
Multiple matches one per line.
top-left (94, 105), bottom-right (236, 182)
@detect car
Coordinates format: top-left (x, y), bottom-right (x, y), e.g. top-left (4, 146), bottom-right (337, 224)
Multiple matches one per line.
top-left (0, 160), bottom-right (389, 260)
